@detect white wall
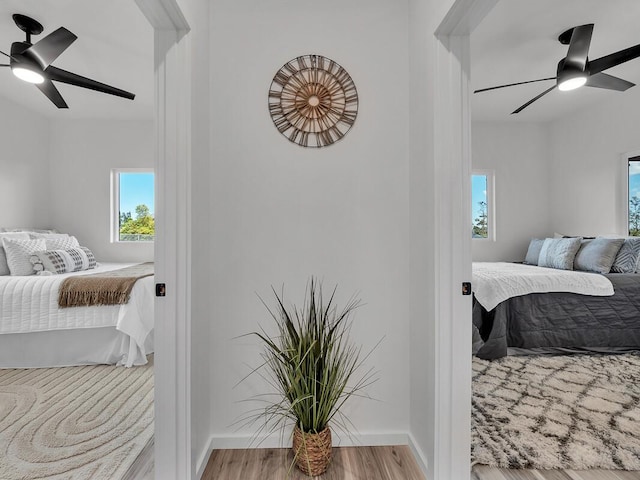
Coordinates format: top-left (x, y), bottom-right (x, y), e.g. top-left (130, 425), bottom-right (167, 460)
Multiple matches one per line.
top-left (549, 86), bottom-right (640, 237)
top-left (48, 119), bottom-right (154, 262)
top-left (206, 0), bottom-right (411, 446)
top-left (0, 96), bottom-right (51, 229)
top-left (471, 122), bottom-right (552, 261)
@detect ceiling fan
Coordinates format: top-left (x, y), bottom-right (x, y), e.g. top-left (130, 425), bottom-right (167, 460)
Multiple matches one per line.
top-left (474, 24), bottom-right (640, 114)
top-left (0, 14), bottom-right (135, 108)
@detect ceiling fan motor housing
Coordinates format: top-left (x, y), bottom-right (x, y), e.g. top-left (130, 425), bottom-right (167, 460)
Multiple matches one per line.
top-left (9, 41), bottom-right (43, 72)
top-left (10, 41), bottom-right (29, 58)
top-left (556, 57), bottom-right (588, 87)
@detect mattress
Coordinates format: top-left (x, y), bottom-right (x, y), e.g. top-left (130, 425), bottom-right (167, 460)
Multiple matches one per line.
top-left (473, 273), bottom-right (640, 359)
top-left (0, 263), bottom-right (154, 367)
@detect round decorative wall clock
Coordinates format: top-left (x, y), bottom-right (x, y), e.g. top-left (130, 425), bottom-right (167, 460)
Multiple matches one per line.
top-left (268, 54), bottom-right (358, 148)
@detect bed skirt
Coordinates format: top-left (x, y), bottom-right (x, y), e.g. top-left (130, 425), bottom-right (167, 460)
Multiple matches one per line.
top-left (0, 327), bottom-right (153, 368)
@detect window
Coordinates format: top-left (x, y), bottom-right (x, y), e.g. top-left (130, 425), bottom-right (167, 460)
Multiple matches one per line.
top-left (471, 171), bottom-right (494, 240)
top-left (111, 169), bottom-right (155, 242)
top-left (629, 156), bottom-right (640, 236)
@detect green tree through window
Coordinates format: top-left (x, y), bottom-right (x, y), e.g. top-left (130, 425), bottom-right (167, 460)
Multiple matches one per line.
top-left (120, 204), bottom-right (155, 239)
top-left (473, 200), bottom-right (488, 238)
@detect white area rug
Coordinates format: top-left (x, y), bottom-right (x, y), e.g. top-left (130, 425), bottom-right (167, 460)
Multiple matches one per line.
top-left (472, 354), bottom-right (640, 470)
top-left (0, 360), bottom-right (153, 479)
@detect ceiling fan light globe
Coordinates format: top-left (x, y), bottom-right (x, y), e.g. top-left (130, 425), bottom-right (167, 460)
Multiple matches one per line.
top-left (558, 76), bottom-right (587, 91)
top-left (12, 66), bottom-right (44, 84)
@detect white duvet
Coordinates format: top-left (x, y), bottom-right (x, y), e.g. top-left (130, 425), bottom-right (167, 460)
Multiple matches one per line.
top-left (472, 262), bottom-right (614, 311)
top-left (0, 263), bottom-right (154, 358)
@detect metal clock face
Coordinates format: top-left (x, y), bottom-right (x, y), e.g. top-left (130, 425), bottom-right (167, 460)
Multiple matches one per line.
top-left (268, 54), bottom-right (358, 148)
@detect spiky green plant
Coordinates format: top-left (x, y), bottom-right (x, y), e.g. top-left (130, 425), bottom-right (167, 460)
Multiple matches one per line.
top-left (238, 278), bottom-right (377, 443)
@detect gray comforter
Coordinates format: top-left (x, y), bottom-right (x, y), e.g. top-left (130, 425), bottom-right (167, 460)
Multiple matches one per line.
top-left (473, 273), bottom-right (640, 359)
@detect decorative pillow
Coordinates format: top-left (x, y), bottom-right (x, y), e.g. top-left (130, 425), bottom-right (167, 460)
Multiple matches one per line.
top-left (4, 228), bottom-right (58, 234)
top-left (524, 239), bottom-right (545, 265)
top-left (28, 232), bottom-right (69, 240)
top-left (1, 238), bottom-right (46, 276)
top-left (44, 235), bottom-right (78, 250)
top-left (0, 232), bottom-right (31, 275)
top-left (574, 238), bottom-right (625, 274)
top-left (30, 246), bottom-right (97, 275)
top-left (611, 237), bottom-right (640, 273)
top-left (538, 237), bottom-right (582, 270)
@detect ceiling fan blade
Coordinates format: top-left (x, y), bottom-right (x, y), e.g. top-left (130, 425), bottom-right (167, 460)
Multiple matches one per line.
top-left (46, 66), bottom-right (135, 100)
top-left (25, 27), bottom-right (77, 69)
top-left (0, 50), bottom-right (16, 61)
top-left (474, 77), bottom-right (556, 93)
top-left (586, 72), bottom-right (635, 91)
top-left (35, 79), bottom-right (68, 108)
top-left (564, 24), bottom-right (594, 72)
top-left (589, 44), bottom-right (640, 75)
top-left (0, 64), bottom-right (9, 67)
top-left (511, 85), bottom-right (556, 114)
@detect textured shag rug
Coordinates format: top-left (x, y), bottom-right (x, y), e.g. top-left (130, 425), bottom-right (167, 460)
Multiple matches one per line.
top-left (0, 359), bottom-right (153, 480)
top-left (472, 354), bottom-right (640, 470)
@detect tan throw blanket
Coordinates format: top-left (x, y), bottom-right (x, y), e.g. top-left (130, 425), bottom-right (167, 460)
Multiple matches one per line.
top-left (58, 263), bottom-right (154, 308)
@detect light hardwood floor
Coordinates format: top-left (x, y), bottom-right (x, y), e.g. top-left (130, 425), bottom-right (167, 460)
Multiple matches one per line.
top-left (127, 445), bottom-right (640, 480)
top-left (201, 445), bottom-right (425, 480)
top-left (124, 438), bottom-right (154, 480)
top-left (472, 465), bottom-right (640, 480)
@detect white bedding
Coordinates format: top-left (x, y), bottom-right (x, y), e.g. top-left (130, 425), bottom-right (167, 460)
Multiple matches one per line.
top-left (472, 262), bottom-right (614, 311)
top-left (0, 263), bottom-right (154, 367)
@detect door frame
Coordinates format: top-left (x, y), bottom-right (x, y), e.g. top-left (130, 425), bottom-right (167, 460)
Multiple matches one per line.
top-left (431, 1), bottom-right (497, 479)
top-left (134, 1), bottom-right (192, 479)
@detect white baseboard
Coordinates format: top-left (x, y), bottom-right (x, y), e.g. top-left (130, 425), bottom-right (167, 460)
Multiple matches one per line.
top-left (195, 431), bottom-right (412, 479)
top-left (407, 432), bottom-right (429, 478)
top-left (195, 441), bottom-right (212, 480)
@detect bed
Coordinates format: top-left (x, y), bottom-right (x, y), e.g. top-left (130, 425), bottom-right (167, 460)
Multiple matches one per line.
top-left (0, 263), bottom-right (154, 368)
top-left (472, 262), bottom-right (640, 359)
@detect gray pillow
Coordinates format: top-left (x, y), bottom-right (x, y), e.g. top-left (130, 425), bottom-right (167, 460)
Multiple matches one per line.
top-left (538, 237), bottom-right (582, 270)
top-left (574, 237), bottom-right (625, 274)
top-left (611, 237), bottom-right (640, 273)
top-left (524, 238), bottom-right (545, 265)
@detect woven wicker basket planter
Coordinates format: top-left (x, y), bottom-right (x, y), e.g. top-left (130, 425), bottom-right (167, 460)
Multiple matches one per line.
top-left (292, 425), bottom-right (332, 476)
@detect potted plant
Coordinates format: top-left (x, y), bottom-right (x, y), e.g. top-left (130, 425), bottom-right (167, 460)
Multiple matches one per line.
top-left (240, 277), bottom-right (376, 476)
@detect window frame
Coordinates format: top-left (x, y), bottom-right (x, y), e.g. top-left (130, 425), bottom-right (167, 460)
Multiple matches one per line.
top-left (625, 151), bottom-right (640, 237)
top-left (471, 169), bottom-right (495, 241)
top-left (110, 168), bottom-right (155, 244)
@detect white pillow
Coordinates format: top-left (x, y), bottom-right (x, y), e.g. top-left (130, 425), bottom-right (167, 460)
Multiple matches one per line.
top-left (2, 238), bottom-right (46, 276)
top-left (0, 232), bottom-right (31, 275)
top-left (30, 246), bottom-right (97, 275)
top-left (4, 228), bottom-right (58, 234)
top-left (45, 236), bottom-right (78, 250)
top-left (27, 233), bottom-right (78, 250)
top-left (28, 232), bottom-right (69, 240)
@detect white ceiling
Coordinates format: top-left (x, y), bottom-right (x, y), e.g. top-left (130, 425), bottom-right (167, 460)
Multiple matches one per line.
top-left (471, 0), bottom-right (640, 123)
top-left (0, 0), bottom-right (153, 119)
